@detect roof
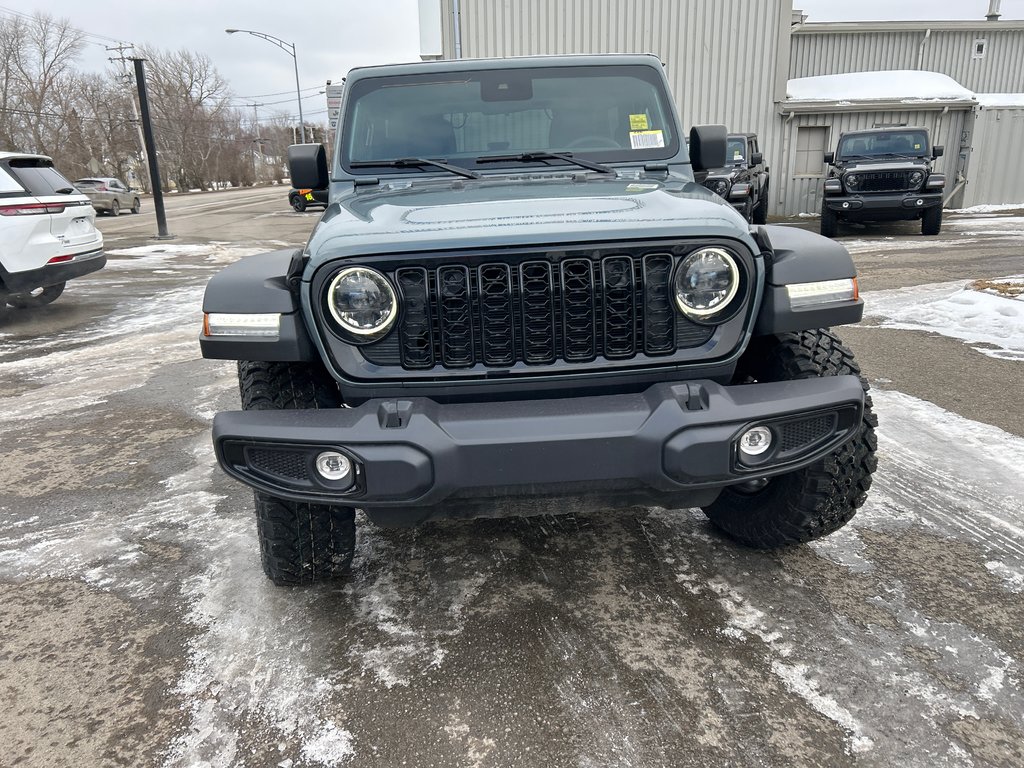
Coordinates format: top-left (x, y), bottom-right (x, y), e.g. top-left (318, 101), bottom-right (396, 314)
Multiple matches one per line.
top-left (977, 93), bottom-right (1024, 107)
top-left (784, 70), bottom-right (977, 112)
top-left (0, 151), bottom-right (51, 162)
top-left (794, 20), bottom-right (1024, 34)
top-left (346, 53), bottom-right (663, 79)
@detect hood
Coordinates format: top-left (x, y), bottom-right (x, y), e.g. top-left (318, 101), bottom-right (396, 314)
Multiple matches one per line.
top-left (304, 174), bottom-right (754, 266)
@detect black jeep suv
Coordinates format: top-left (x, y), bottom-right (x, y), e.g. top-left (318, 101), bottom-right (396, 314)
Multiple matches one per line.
top-left (697, 133), bottom-right (769, 224)
top-left (821, 127), bottom-right (945, 237)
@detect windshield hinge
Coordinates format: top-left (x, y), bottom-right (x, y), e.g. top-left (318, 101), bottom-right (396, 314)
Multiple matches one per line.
top-left (643, 163), bottom-right (670, 178)
top-left (353, 177), bottom-right (380, 187)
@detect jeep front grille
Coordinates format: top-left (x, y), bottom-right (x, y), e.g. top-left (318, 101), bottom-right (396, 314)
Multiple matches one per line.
top-left (361, 253), bottom-right (716, 370)
top-left (856, 170), bottom-right (917, 193)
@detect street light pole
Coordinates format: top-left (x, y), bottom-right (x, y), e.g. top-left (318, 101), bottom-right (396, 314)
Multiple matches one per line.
top-left (225, 28), bottom-right (306, 143)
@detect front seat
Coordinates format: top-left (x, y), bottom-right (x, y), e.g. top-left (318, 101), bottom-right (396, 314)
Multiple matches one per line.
top-left (376, 114), bottom-right (457, 159)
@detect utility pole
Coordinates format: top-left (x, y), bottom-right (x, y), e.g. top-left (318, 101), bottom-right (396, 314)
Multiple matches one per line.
top-left (129, 57), bottom-right (173, 239)
top-left (250, 103), bottom-right (263, 183)
top-left (107, 42), bottom-right (148, 189)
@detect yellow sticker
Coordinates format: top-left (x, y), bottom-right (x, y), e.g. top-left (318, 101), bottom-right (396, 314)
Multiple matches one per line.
top-left (914, 143), bottom-right (922, 150)
top-left (629, 113), bottom-right (649, 130)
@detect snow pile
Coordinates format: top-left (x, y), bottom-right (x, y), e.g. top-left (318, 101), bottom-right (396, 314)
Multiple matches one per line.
top-left (977, 93), bottom-right (1024, 108)
top-left (950, 203), bottom-right (1024, 214)
top-left (787, 70), bottom-right (975, 103)
top-left (862, 278), bottom-right (1024, 361)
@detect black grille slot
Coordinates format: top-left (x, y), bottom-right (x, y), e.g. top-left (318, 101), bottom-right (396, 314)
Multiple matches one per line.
top-left (247, 448), bottom-right (309, 481)
top-left (478, 264), bottom-right (515, 365)
top-left (602, 256), bottom-right (636, 359)
top-left (437, 265), bottom-right (475, 367)
top-left (858, 171), bottom-right (915, 193)
top-left (643, 254), bottom-right (675, 354)
top-left (561, 259), bottom-right (596, 361)
top-left (396, 267), bottom-right (434, 368)
top-left (781, 415), bottom-right (834, 451)
top-left (519, 261), bottom-right (556, 364)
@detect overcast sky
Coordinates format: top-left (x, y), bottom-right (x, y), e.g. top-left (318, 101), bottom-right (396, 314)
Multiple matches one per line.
top-left (15, 0), bottom-right (1024, 123)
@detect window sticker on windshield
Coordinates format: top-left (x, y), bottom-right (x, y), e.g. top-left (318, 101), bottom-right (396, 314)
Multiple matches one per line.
top-left (733, 150), bottom-right (743, 159)
top-left (914, 143), bottom-right (922, 150)
top-left (629, 130), bottom-right (664, 150)
top-left (629, 113), bottom-right (649, 130)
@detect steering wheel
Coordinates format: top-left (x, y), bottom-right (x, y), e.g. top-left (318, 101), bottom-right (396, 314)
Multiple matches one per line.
top-left (563, 135), bottom-right (622, 150)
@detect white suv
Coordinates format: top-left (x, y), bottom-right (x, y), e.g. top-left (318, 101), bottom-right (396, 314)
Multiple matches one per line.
top-left (1, 151), bottom-right (105, 308)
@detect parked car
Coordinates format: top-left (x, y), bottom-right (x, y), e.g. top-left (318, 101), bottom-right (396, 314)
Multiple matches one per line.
top-left (73, 177), bottom-right (141, 216)
top-left (288, 187), bottom-right (328, 212)
top-left (696, 133), bottom-right (770, 223)
top-left (821, 127), bottom-right (945, 237)
top-left (201, 54), bottom-right (875, 586)
top-left (1, 152), bottom-right (105, 308)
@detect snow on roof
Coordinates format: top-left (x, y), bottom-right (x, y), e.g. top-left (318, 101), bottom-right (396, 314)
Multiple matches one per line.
top-left (787, 70), bottom-right (976, 104)
top-left (977, 93), bottom-right (1024, 108)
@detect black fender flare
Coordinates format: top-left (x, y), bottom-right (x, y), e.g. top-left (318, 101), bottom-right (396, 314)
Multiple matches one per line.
top-left (752, 225), bottom-right (864, 335)
top-left (199, 249), bottom-right (316, 361)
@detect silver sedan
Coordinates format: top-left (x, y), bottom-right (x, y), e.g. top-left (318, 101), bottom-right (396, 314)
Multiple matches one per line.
top-left (73, 177), bottom-right (141, 216)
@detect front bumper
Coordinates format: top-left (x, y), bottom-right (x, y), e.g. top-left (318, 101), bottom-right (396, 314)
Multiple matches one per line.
top-left (824, 191), bottom-right (942, 216)
top-left (213, 376), bottom-right (864, 519)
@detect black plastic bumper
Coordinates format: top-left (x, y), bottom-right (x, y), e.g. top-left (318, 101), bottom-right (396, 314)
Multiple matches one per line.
top-left (0, 249), bottom-right (105, 293)
top-left (824, 191), bottom-right (942, 217)
top-left (213, 377), bottom-right (865, 520)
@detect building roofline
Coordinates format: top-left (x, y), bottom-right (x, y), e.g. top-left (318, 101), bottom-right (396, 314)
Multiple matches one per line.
top-left (794, 20), bottom-right (1024, 34)
top-left (779, 98), bottom-right (976, 114)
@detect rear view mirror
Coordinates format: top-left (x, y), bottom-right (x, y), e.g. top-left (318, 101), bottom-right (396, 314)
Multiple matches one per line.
top-left (932, 145), bottom-right (944, 158)
top-left (688, 125), bottom-right (727, 171)
top-left (288, 144), bottom-right (328, 191)
top-left (824, 151), bottom-right (835, 164)
top-left (750, 152), bottom-right (763, 166)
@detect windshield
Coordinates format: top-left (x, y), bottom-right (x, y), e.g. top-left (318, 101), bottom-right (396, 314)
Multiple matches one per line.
top-left (342, 64), bottom-right (678, 173)
top-left (726, 137), bottom-right (746, 164)
top-left (838, 130), bottom-right (929, 159)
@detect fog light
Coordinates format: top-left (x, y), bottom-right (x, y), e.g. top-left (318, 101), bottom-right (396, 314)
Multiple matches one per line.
top-left (315, 451), bottom-right (352, 481)
top-left (739, 426), bottom-right (773, 456)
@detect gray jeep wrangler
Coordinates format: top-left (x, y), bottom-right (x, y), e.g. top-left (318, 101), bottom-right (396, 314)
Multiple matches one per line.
top-left (821, 126), bottom-right (946, 237)
top-left (201, 54), bottom-right (877, 586)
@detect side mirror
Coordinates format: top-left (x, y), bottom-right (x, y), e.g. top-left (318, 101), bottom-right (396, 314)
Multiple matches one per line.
top-left (932, 145), bottom-right (944, 159)
top-left (288, 143), bottom-right (328, 191)
top-left (824, 151), bottom-right (835, 164)
top-left (688, 125), bottom-right (727, 171)
top-left (750, 152), bottom-right (763, 166)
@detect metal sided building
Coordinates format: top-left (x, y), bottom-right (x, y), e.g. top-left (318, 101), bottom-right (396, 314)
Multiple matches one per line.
top-left (418, 0), bottom-right (1024, 214)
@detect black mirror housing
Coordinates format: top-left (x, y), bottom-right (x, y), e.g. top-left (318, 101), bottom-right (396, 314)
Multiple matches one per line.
top-left (932, 145), bottom-right (944, 158)
top-left (824, 151), bottom-right (835, 164)
top-left (688, 125), bottom-right (727, 171)
top-left (288, 144), bottom-right (328, 191)
top-left (750, 152), bottom-right (763, 166)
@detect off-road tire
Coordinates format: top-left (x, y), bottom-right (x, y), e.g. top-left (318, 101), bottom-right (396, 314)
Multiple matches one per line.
top-left (752, 184), bottom-right (769, 225)
top-left (6, 282), bottom-right (65, 308)
top-left (922, 205), bottom-right (942, 236)
top-left (238, 360), bottom-right (355, 585)
top-left (110, 199), bottom-right (120, 216)
top-left (702, 329), bottom-right (877, 549)
top-left (290, 195), bottom-right (306, 212)
top-left (131, 198), bottom-right (141, 214)
top-left (820, 202), bottom-right (839, 237)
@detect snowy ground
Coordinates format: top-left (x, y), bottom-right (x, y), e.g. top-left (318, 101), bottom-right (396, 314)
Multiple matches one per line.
top-left (1, 215), bottom-right (1023, 766)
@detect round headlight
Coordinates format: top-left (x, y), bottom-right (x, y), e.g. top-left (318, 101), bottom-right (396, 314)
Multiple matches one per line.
top-left (705, 179), bottom-right (730, 197)
top-left (909, 170), bottom-right (924, 187)
top-left (327, 266), bottom-right (398, 339)
top-left (674, 248), bottom-right (740, 318)
top-left (845, 173), bottom-right (860, 189)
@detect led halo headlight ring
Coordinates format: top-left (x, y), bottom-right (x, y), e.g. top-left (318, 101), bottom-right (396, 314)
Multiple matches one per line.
top-left (845, 173), bottom-right (860, 190)
top-left (673, 247), bottom-right (742, 321)
top-left (326, 266), bottom-right (399, 341)
top-left (909, 170), bottom-right (925, 188)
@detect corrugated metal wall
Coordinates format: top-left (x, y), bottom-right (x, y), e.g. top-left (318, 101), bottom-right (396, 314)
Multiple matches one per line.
top-left (778, 108), bottom-right (970, 216)
top-left (961, 106), bottom-right (1024, 207)
top-left (791, 29), bottom-right (1024, 93)
top-left (439, 0), bottom-right (792, 212)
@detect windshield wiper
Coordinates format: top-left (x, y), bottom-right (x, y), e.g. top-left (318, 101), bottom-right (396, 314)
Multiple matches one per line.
top-left (350, 157), bottom-right (481, 179)
top-left (476, 151), bottom-right (616, 175)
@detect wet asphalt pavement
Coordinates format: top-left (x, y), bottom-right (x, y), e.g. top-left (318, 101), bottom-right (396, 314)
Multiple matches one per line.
top-left (1, 188), bottom-right (1022, 767)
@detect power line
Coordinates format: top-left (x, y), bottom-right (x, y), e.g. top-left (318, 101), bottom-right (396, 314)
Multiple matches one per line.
top-left (233, 84), bottom-right (325, 100)
top-left (0, 5), bottom-right (127, 46)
